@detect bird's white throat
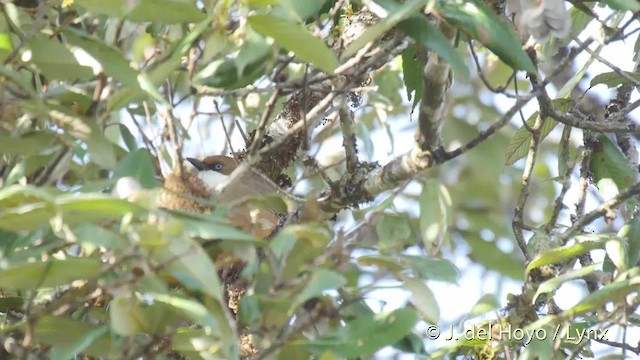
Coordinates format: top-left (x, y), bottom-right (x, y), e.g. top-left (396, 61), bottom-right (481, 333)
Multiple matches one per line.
top-left (197, 170), bottom-right (229, 191)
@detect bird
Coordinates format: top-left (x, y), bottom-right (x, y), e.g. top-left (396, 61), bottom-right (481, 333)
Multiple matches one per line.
top-left (184, 155), bottom-right (282, 239)
top-left (509, 0), bottom-right (571, 43)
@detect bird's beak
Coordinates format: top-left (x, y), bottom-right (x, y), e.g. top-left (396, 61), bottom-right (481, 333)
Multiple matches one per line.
top-left (186, 157), bottom-right (207, 171)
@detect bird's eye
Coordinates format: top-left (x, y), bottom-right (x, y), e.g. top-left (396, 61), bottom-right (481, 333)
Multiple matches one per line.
top-left (212, 163), bottom-right (224, 171)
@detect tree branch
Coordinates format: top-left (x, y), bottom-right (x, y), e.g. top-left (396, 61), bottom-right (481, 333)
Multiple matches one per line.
top-left (415, 21), bottom-right (455, 151)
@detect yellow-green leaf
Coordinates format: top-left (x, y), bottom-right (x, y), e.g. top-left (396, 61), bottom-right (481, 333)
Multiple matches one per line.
top-left (249, 14), bottom-right (338, 73)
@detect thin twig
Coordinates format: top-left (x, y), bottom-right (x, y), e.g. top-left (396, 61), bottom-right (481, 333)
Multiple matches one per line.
top-left (214, 100), bottom-right (238, 162)
top-left (442, 92), bottom-right (538, 161)
top-left (235, 119), bottom-right (250, 147)
top-left (254, 92), bottom-right (338, 161)
top-left (512, 89), bottom-right (545, 261)
top-left (561, 181), bottom-right (640, 243)
top-left (160, 108), bottom-right (184, 177)
top-left (574, 38), bottom-right (640, 88)
top-left (248, 89), bottom-right (282, 156)
top-left (544, 125), bottom-right (574, 234)
top-left (301, 64), bottom-right (310, 151)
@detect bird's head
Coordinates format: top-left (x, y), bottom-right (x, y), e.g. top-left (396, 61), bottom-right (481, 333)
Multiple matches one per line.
top-left (186, 155), bottom-right (238, 191)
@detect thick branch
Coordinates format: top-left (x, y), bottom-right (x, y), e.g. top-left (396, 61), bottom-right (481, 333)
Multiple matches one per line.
top-left (314, 91), bottom-right (538, 214)
top-left (415, 21), bottom-right (455, 151)
top-left (338, 102), bottom-right (358, 173)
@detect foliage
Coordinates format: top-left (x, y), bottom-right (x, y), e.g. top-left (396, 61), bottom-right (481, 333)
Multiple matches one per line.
top-left (0, 0), bottom-right (639, 359)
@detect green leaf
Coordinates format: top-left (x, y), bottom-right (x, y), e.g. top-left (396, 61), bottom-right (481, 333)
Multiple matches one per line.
top-left (197, 58), bottom-right (268, 89)
top-left (0, 185), bottom-right (55, 207)
top-left (246, 0), bottom-right (279, 6)
top-left (505, 99), bottom-right (568, 165)
top-left (601, 0), bottom-right (640, 11)
top-left (401, 275), bottom-right (439, 323)
top-left (398, 15), bottom-right (469, 79)
top-left (278, 0), bottom-right (327, 21)
top-left (279, 224), bottom-right (332, 280)
top-left (469, 294), bottom-right (500, 316)
top-left (63, 28), bottom-right (140, 87)
top-left (532, 264), bottom-right (599, 303)
top-left (235, 32), bottom-right (272, 79)
top-left (76, 0), bottom-right (206, 23)
top-left (435, 0), bottom-right (536, 73)
top-left (357, 254), bottom-right (458, 283)
top-left (248, 14), bottom-right (338, 73)
top-left (357, 254), bottom-right (405, 273)
top-left (0, 32), bottom-right (12, 63)
top-left (195, 32), bottom-right (272, 89)
top-left (526, 241), bottom-right (606, 274)
top-left (0, 259), bottom-right (102, 290)
top-left (109, 293), bottom-right (182, 336)
top-left (376, 213), bottom-right (412, 250)
top-left (519, 326), bottom-right (554, 360)
top-left (590, 71), bottom-right (640, 88)
top-left (73, 0), bottom-right (126, 17)
top-left (565, 5), bottom-right (595, 44)
top-left (87, 127), bottom-right (118, 170)
top-left (0, 201), bottom-right (56, 232)
top-left (50, 325), bottom-right (109, 360)
top-left (238, 295), bottom-right (261, 325)
top-left (621, 218), bottom-right (640, 268)
top-left (27, 35), bottom-right (94, 81)
top-left (146, 225), bottom-right (225, 302)
top-left (400, 255), bottom-right (459, 283)
top-left (0, 131), bottom-right (57, 155)
top-left (606, 238), bottom-right (628, 272)
top-left (171, 329), bottom-right (230, 357)
top-left (57, 194), bottom-right (144, 223)
top-left (563, 277), bottom-right (640, 316)
top-left (392, 332), bottom-right (428, 355)
top-left (35, 316), bottom-right (114, 358)
top-left (71, 223), bottom-right (128, 250)
top-left (150, 293), bottom-right (239, 358)
top-left (182, 218), bottom-right (260, 242)
top-left (467, 235), bottom-right (524, 280)
top-left (107, 17), bottom-right (212, 111)
top-left (418, 179), bottom-right (451, 249)
top-left (0, 64), bottom-right (37, 97)
top-left (269, 230), bottom-right (297, 260)
top-left (299, 308), bottom-right (419, 357)
top-left (113, 149), bottom-right (159, 188)
top-left (401, 46), bottom-right (423, 112)
top-left (590, 135), bottom-right (636, 200)
top-left (128, 0), bottom-right (206, 23)
top-left (109, 294), bottom-right (146, 336)
top-left (343, 0), bottom-right (427, 60)
top-left (0, 14), bottom-right (13, 62)
top-left (289, 268), bottom-right (346, 314)
top-left (118, 123), bottom-right (138, 152)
